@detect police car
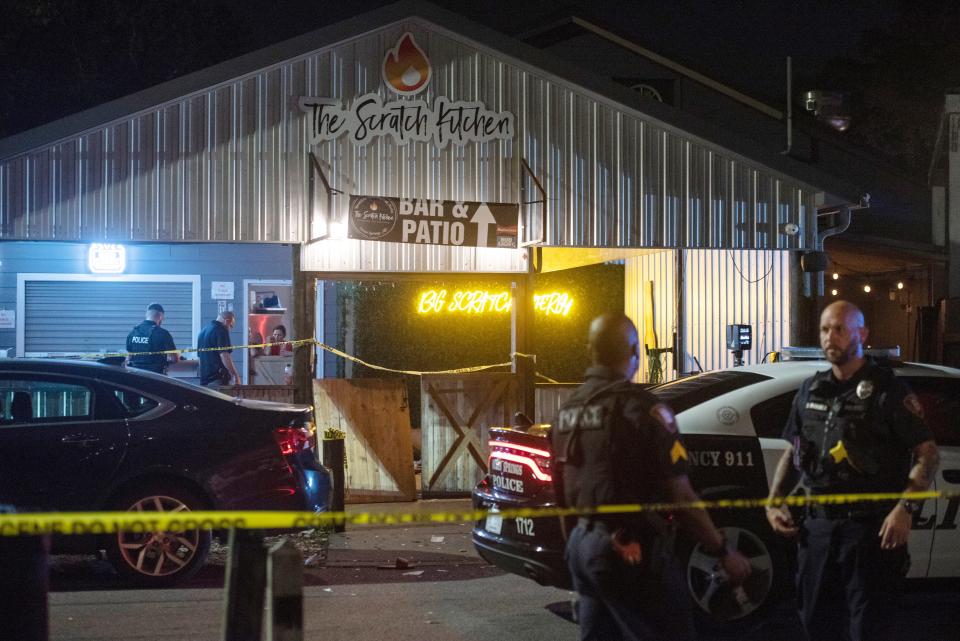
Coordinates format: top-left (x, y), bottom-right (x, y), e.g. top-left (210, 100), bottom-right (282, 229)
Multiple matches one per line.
top-left (472, 350), bottom-right (960, 628)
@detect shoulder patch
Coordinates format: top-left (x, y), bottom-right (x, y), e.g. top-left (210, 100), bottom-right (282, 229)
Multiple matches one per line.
top-left (670, 440), bottom-right (688, 464)
top-left (649, 403), bottom-right (678, 434)
top-left (903, 393), bottom-right (924, 419)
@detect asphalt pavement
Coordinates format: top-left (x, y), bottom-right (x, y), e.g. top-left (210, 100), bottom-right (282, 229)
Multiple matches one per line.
top-left (46, 498), bottom-right (960, 641)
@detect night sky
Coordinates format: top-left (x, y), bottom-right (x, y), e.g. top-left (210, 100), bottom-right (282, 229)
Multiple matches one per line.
top-left (0, 0), bottom-right (954, 172)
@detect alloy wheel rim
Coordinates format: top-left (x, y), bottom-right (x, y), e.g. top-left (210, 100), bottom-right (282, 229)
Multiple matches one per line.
top-left (686, 525), bottom-right (774, 622)
top-left (117, 495), bottom-right (199, 577)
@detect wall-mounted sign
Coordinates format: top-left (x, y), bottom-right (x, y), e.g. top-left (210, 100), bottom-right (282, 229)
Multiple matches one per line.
top-left (383, 33), bottom-right (431, 95)
top-left (0, 309), bottom-right (15, 329)
top-left (88, 243), bottom-right (126, 274)
top-left (211, 281), bottom-right (235, 300)
top-left (416, 290), bottom-right (574, 317)
top-left (299, 31), bottom-right (512, 148)
top-left (299, 94), bottom-right (514, 148)
top-left (348, 196), bottom-right (518, 249)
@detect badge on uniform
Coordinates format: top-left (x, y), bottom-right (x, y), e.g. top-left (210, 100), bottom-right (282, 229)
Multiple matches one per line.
top-left (856, 380), bottom-right (874, 399)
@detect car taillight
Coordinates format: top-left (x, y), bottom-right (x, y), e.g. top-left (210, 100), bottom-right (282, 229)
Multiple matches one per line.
top-left (274, 424), bottom-right (315, 456)
top-left (488, 440), bottom-right (552, 482)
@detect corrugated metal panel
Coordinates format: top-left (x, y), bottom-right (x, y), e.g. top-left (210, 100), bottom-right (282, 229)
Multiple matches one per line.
top-left (22, 281), bottom-right (194, 356)
top-left (624, 250), bottom-right (677, 383)
top-left (0, 20), bottom-right (818, 266)
top-left (683, 249), bottom-right (791, 372)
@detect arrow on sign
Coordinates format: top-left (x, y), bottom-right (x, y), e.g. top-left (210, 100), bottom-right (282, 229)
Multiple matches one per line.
top-left (471, 204), bottom-right (496, 247)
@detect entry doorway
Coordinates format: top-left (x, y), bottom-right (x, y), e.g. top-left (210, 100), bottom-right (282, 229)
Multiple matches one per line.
top-left (242, 279), bottom-right (292, 385)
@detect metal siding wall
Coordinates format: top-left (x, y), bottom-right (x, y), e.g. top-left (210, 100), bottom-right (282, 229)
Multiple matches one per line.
top-left (683, 249), bottom-right (791, 372)
top-left (623, 250), bottom-right (677, 382)
top-left (0, 20), bottom-right (818, 272)
top-left (23, 281), bottom-right (193, 355)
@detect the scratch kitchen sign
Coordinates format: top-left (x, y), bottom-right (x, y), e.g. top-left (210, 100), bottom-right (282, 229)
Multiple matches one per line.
top-left (298, 33), bottom-right (514, 148)
top-left (348, 196), bottom-right (518, 248)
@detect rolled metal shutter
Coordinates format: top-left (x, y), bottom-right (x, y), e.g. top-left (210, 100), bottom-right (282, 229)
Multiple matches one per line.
top-left (23, 281), bottom-right (194, 356)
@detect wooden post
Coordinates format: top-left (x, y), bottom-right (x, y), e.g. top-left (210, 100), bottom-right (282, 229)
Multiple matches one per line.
top-left (221, 529), bottom-right (267, 641)
top-left (322, 437), bottom-right (346, 532)
top-left (266, 539), bottom-right (303, 641)
top-left (511, 268), bottom-right (535, 420)
top-left (292, 245), bottom-right (316, 405)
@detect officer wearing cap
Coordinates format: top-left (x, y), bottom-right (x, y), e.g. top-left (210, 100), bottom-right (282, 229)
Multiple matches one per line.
top-left (766, 300), bottom-right (940, 641)
top-left (126, 303), bottom-right (177, 374)
top-left (552, 313), bottom-right (751, 641)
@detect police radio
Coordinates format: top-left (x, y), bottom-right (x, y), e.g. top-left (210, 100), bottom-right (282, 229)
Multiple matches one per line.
top-left (726, 324), bottom-right (752, 367)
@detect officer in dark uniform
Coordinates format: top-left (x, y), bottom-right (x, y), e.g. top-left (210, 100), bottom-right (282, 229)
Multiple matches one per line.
top-left (766, 300), bottom-right (940, 641)
top-left (552, 313), bottom-right (751, 641)
top-left (126, 303), bottom-right (177, 374)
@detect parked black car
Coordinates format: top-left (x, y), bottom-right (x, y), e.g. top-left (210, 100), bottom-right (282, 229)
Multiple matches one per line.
top-left (0, 359), bottom-right (332, 586)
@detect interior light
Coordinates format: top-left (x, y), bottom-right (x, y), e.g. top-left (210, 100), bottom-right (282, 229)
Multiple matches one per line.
top-left (863, 284), bottom-right (872, 293)
top-left (832, 273), bottom-right (839, 280)
top-left (897, 281), bottom-right (904, 290)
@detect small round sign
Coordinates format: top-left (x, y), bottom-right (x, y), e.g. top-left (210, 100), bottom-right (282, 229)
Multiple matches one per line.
top-left (348, 196), bottom-right (398, 240)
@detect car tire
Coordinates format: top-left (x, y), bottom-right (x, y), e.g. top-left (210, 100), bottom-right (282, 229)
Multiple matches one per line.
top-left (106, 481), bottom-right (212, 587)
top-left (682, 511), bottom-right (791, 632)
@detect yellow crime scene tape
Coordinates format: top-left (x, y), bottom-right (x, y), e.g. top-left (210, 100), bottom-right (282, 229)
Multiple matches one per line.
top-left (0, 490), bottom-right (951, 537)
top-left (63, 338), bottom-right (524, 377)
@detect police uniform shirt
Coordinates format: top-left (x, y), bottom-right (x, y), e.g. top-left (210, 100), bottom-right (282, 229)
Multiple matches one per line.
top-left (126, 320), bottom-right (176, 373)
top-left (551, 365), bottom-right (688, 527)
top-left (197, 320), bottom-right (233, 384)
top-left (783, 358), bottom-right (932, 495)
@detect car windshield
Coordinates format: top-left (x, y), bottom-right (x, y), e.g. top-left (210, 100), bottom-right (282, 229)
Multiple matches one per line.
top-left (649, 370), bottom-right (771, 414)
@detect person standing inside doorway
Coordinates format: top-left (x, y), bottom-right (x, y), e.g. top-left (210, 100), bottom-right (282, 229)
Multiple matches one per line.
top-left (126, 303), bottom-right (177, 374)
top-left (266, 324), bottom-right (293, 356)
top-left (197, 311), bottom-right (239, 388)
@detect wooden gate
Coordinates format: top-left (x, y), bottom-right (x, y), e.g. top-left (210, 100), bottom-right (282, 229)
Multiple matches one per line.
top-left (312, 379), bottom-right (416, 503)
top-left (420, 373), bottom-right (517, 497)
top-left (535, 383), bottom-right (579, 423)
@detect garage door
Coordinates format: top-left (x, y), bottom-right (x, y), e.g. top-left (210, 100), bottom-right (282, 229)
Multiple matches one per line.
top-left (22, 280), bottom-right (196, 356)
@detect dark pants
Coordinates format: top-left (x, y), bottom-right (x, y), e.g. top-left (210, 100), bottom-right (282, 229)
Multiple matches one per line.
top-left (566, 522), bottom-right (695, 641)
top-left (797, 517), bottom-right (908, 641)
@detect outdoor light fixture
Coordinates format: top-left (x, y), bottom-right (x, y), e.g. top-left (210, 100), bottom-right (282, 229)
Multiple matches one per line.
top-left (832, 273), bottom-right (839, 280)
top-left (88, 243), bottom-right (126, 273)
top-left (897, 281), bottom-right (904, 290)
top-left (831, 289), bottom-right (838, 296)
top-left (329, 221), bottom-right (348, 240)
top-left (863, 284), bottom-right (872, 293)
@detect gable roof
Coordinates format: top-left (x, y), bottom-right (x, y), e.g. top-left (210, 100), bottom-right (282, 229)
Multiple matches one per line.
top-left (0, 1), bottom-right (861, 204)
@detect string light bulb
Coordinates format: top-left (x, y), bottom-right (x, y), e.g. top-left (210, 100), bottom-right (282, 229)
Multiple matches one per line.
top-left (832, 273), bottom-right (839, 280)
top-left (831, 289), bottom-right (838, 296)
top-left (897, 281), bottom-right (904, 290)
top-left (863, 284), bottom-right (872, 293)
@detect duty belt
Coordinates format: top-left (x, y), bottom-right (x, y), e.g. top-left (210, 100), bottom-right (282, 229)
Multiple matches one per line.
top-left (806, 501), bottom-right (890, 521)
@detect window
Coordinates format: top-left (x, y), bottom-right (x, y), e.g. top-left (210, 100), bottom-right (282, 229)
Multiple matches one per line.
top-left (750, 391), bottom-right (797, 439)
top-left (112, 389), bottom-right (160, 418)
top-left (0, 379), bottom-right (93, 426)
top-left (903, 377), bottom-right (960, 447)
top-left (650, 371), bottom-right (771, 415)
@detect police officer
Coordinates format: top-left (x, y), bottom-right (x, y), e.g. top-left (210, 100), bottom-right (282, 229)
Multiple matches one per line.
top-left (126, 303), bottom-right (177, 374)
top-left (553, 313), bottom-right (751, 641)
top-left (766, 301), bottom-right (940, 641)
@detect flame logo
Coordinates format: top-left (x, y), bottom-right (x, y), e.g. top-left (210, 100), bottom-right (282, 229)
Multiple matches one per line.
top-left (382, 32), bottom-right (431, 95)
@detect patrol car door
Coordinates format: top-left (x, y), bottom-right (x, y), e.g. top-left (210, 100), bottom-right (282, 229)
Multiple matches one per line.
top-left (0, 374), bottom-right (128, 511)
top-left (910, 377), bottom-right (960, 577)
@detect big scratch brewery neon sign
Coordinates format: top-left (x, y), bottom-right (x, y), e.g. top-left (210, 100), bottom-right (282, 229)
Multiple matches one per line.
top-left (416, 290), bottom-right (574, 317)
